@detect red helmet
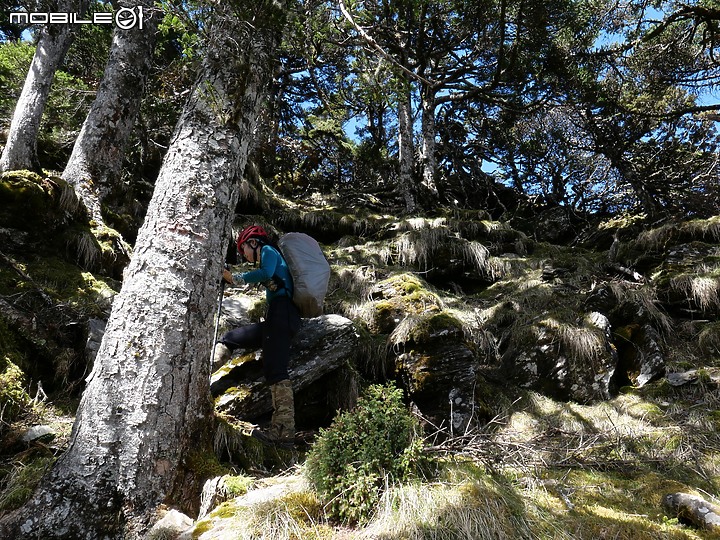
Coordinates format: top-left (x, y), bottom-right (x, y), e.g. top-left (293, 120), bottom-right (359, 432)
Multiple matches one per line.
top-left (236, 225), bottom-right (269, 250)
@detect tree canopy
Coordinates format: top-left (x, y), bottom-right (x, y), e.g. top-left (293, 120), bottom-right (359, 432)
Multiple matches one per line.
top-left (2, 0), bottom-right (718, 222)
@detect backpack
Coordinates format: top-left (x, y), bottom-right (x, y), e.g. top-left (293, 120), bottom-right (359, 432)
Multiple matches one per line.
top-left (277, 232), bottom-right (330, 318)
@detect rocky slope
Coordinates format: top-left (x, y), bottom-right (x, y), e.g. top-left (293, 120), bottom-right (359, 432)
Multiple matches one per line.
top-left (1, 172), bottom-right (720, 538)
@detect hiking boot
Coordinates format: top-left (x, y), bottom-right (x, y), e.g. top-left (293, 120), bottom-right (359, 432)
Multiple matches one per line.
top-left (269, 379), bottom-right (295, 440)
top-left (211, 343), bottom-right (231, 372)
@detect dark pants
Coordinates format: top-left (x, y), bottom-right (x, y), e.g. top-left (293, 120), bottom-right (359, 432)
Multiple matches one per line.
top-left (220, 296), bottom-right (301, 384)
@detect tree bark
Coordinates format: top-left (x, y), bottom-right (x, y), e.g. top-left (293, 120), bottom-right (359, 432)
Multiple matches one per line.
top-left (397, 76), bottom-right (416, 213)
top-left (61, 0), bottom-right (161, 227)
top-left (0, 0), bottom-right (91, 173)
top-left (0, 2), bottom-right (288, 539)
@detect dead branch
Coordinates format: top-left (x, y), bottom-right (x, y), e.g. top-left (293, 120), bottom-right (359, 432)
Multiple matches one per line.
top-left (336, 0), bottom-right (436, 87)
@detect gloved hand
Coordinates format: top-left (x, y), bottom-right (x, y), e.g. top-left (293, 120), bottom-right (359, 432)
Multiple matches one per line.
top-left (222, 269), bottom-right (234, 284)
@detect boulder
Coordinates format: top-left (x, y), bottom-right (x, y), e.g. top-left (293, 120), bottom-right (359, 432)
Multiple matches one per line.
top-left (147, 508), bottom-right (194, 539)
top-left (389, 312), bottom-right (487, 434)
top-left (21, 425), bottom-right (55, 443)
top-left (211, 314), bottom-right (359, 424)
top-left (86, 318), bottom-right (106, 365)
top-left (612, 323), bottom-right (665, 388)
top-left (501, 311), bottom-right (617, 403)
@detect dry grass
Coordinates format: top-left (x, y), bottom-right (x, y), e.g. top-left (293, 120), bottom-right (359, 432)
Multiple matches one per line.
top-left (633, 216), bottom-right (720, 252)
top-left (542, 317), bottom-right (608, 364)
top-left (195, 379), bottom-right (720, 539)
top-left (607, 281), bottom-right (674, 335)
top-left (361, 478), bottom-right (534, 540)
top-left (75, 230), bottom-right (101, 269)
top-left (670, 269), bottom-right (720, 313)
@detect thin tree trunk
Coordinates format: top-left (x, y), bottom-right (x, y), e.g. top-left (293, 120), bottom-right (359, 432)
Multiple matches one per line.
top-left (397, 76), bottom-right (416, 213)
top-left (0, 0), bottom-right (90, 173)
top-left (420, 83), bottom-right (438, 198)
top-left (62, 0), bottom-right (161, 227)
top-left (0, 2), bottom-right (287, 538)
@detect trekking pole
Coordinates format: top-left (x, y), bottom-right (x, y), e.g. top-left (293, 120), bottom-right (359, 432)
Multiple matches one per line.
top-left (210, 279), bottom-right (225, 365)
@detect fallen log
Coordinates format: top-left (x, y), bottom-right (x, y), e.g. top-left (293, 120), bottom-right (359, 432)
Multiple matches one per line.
top-left (662, 492), bottom-right (720, 530)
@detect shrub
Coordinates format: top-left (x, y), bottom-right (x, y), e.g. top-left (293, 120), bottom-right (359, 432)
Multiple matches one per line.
top-left (0, 355), bottom-right (30, 426)
top-left (304, 383), bottom-right (424, 524)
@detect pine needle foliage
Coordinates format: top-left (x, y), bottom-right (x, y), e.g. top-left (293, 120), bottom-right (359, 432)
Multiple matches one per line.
top-left (304, 383), bottom-right (424, 525)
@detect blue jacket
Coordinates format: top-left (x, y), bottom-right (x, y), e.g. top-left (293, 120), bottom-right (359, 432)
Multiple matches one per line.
top-left (234, 245), bottom-right (293, 302)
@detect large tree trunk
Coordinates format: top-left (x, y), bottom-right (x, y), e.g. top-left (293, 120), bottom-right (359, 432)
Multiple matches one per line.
top-left (0, 0), bottom-right (90, 173)
top-left (0, 2), bottom-right (287, 539)
top-left (397, 76), bottom-right (416, 213)
top-left (62, 0), bottom-right (161, 227)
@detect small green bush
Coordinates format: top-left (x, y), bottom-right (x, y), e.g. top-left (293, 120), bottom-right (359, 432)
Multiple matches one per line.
top-left (0, 355), bottom-right (30, 425)
top-left (304, 383), bottom-right (424, 524)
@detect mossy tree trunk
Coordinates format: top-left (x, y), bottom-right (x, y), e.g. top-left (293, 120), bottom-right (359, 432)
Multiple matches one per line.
top-left (0, 0), bottom-right (90, 173)
top-left (61, 0), bottom-right (161, 228)
top-left (0, 2), bottom-right (289, 538)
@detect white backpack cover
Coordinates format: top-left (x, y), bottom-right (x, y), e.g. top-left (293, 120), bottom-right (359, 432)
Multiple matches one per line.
top-left (278, 232), bottom-right (330, 317)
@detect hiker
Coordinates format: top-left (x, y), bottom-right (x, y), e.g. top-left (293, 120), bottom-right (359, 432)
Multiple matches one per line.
top-left (212, 225), bottom-right (301, 440)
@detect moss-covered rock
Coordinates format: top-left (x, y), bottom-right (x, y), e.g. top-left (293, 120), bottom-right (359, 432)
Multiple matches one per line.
top-left (366, 273), bottom-right (442, 334)
top-left (0, 170), bottom-right (131, 278)
top-left (0, 253), bottom-right (119, 395)
top-left (0, 171), bottom-right (77, 231)
top-left (652, 242), bottom-right (720, 318)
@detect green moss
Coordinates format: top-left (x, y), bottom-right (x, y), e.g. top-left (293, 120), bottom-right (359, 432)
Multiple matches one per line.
top-left (384, 274), bottom-right (424, 297)
top-left (0, 172), bottom-right (80, 236)
top-left (368, 274), bottom-right (443, 334)
top-left (598, 212), bottom-right (648, 231)
top-left (374, 300), bottom-right (395, 314)
top-left (280, 490), bottom-right (324, 524)
top-left (222, 474), bottom-right (253, 497)
top-left (214, 385), bottom-right (251, 406)
top-left (209, 499), bottom-right (242, 519)
top-left (0, 175), bottom-right (131, 277)
top-left (409, 312), bottom-right (463, 343)
top-left (696, 368), bottom-right (714, 384)
top-left (0, 317), bottom-right (31, 418)
top-left (19, 255), bottom-right (118, 317)
top-left (0, 172), bottom-right (54, 230)
top-left (190, 519), bottom-right (213, 538)
top-left (186, 450), bottom-right (229, 480)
